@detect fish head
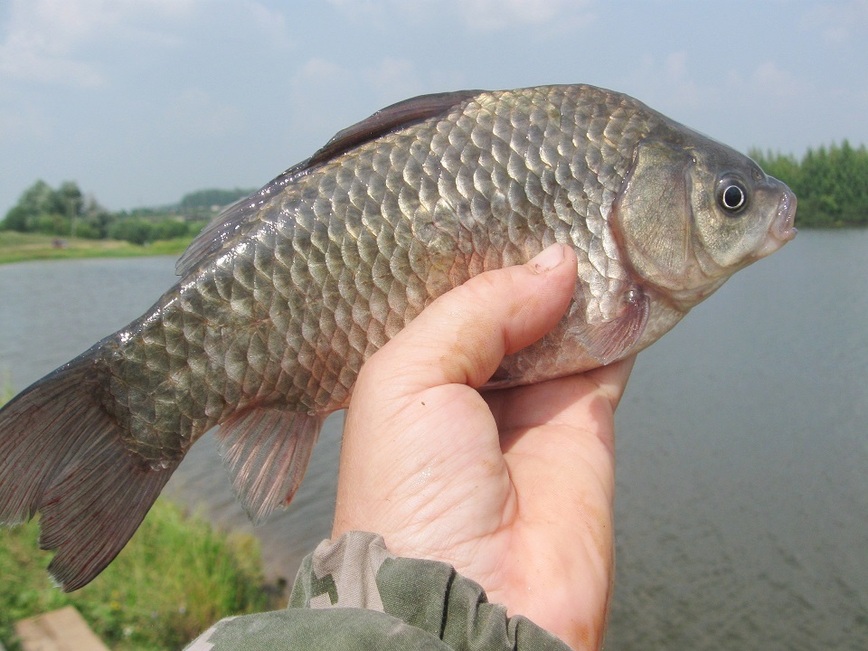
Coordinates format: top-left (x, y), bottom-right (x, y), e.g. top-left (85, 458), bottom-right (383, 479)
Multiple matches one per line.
top-left (612, 128), bottom-right (797, 309)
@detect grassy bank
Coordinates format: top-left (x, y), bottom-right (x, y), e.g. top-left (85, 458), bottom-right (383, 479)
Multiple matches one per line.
top-left (0, 231), bottom-right (191, 265)
top-left (0, 498), bottom-right (278, 650)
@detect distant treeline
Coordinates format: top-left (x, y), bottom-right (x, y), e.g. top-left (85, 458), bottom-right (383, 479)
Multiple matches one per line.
top-left (0, 181), bottom-right (255, 246)
top-left (750, 141), bottom-right (867, 228)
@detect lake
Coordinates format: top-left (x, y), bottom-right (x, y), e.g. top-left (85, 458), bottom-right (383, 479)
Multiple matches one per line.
top-left (0, 229), bottom-right (865, 650)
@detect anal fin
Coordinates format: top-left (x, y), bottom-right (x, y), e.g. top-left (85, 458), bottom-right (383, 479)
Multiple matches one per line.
top-left (216, 407), bottom-right (323, 525)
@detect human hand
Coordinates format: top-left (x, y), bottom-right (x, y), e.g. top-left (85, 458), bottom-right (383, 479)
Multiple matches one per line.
top-left (332, 243), bottom-right (635, 651)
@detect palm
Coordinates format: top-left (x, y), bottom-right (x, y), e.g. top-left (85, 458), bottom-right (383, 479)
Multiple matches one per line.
top-left (332, 246), bottom-right (632, 650)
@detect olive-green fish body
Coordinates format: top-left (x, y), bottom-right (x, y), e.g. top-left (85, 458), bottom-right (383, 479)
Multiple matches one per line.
top-left (0, 84), bottom-right (796, 590)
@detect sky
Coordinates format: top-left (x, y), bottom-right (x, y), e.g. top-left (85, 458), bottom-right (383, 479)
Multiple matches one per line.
top-left (1, 0), bottom-right (866, 216)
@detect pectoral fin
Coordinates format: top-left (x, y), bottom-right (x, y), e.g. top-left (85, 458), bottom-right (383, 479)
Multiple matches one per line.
top-left (484, 286), bottom-right (649, 389)
top-left (569, 286), bottom-right (650, 366)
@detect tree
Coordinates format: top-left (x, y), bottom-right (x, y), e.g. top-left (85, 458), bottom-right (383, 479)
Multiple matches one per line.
top-left (1, 180), bottom-right (57, 232)
top-left (1, 180), bottom-right (118, 237)
top-left (1, 204), bottom-right (31, 232)
top-left (179, 188), bottom-right (255, 213)
top-left (108, 218), bottom-right (154, 245)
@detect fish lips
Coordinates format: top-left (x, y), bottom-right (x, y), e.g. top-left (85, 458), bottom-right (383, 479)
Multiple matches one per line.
top-left (755, 187), bottom-right (798, 260)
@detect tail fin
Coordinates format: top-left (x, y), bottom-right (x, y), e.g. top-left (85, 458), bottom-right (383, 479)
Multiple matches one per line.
top-left (0, 356), bottom-right (177, 591)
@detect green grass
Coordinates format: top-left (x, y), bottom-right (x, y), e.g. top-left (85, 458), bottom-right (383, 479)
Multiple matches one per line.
top-left (0, 499), bottom-right (278, 650)
top-left (0, 231), bottom-right (191, 265)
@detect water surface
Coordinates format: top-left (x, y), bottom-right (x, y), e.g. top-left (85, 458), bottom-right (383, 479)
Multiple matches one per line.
top-left (0, 230), bottom-right (865, 649)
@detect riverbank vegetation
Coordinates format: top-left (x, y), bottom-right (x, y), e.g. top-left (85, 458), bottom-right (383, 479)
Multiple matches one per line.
top-left (0, 182), bottom-right (256, 264)
top-left (750, 141), bottom-right (867, 228)
top-left (0, 498), bottom-right (278, 650)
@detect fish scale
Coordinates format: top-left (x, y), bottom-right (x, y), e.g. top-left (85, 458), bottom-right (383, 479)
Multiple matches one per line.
top-left (0, 83), bottom-right (796, 590)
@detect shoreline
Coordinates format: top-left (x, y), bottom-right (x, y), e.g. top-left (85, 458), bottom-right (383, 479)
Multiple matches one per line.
top-left (0, 232), bottom-right (190, 266)
top-left (2, 223), bottom-right (862, 267)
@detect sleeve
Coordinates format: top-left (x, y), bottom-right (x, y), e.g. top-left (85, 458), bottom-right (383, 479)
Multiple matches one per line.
top-left (183, 531), bottom-right (571, 651)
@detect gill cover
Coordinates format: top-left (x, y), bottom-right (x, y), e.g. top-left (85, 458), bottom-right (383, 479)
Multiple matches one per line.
top-left (612, 138), bottom-right (695, 292)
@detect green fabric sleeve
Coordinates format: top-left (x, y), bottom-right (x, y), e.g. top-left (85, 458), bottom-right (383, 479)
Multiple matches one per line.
top-left (184, 532), bottom-right (571, 651)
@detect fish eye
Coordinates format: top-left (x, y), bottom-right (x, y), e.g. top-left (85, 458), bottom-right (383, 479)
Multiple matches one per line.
top-left (718, 180), bottom-right (748, 214)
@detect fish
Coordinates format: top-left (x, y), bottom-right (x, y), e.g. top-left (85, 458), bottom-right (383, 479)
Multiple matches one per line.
top-left (0, 84), bottom-right (796, 590)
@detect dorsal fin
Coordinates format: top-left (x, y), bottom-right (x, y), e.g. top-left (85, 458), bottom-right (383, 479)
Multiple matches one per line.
top-left (175, 89), bottom-right (483, 277)
top-left (306, 89), bottom-right (482, 167)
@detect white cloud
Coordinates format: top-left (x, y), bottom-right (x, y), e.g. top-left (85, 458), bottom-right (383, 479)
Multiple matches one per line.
top-left (289, 58), bottom-right (358, 136)
top-left (292, 55), bottom-right (444, 115)
top-left (458, 0), bottom-right (590, 31)
top-left (0, 0), bottom-right (198, 87)
top-left (804, 0), bottom-right (868, 43)
top-left (748, 61), bottom-right (803, 101)
top-left (248, 2), bottom-right (294, 51)
top-left (720, 60), bottom-right (807, 111)
top-left (289, 57), bottom-right (425, 132)
top-left (362, 58), bottom-right (424, 103)
top-left (297, 58), bottom-right (348, 83)
top-left (618, 52), bottom-right (712, 115)
top-left (325, 0), bottom-right (593, 32)
top-left (622, 51), bottom-right (808, 118)
top-left (163, 88), bottom-right (244, 138)
top-left (661, 51), bottom-right (704, 110)
top-left (324, 0), bottom-right (385, 17)
top-left (0, 105), bottom-right (52, 143)
top-left (288, 56), bottom-right (453, 147)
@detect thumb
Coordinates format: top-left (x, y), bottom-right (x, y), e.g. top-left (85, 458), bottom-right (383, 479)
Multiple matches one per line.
top-left (360, 243), bottom-right (579, 392)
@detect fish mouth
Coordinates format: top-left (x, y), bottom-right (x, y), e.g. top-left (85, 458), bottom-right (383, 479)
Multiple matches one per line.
top-left (772, 188), bottom-right (798, 243)
top-left (755, 188), bottom-right (798, 259)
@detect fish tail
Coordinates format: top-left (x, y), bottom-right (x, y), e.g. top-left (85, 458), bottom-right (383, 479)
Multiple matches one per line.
top-left (0, 356), bottom-right (176, 591)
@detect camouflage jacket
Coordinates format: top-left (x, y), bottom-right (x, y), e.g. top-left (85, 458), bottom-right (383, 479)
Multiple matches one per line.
top-left (185, 531), bottom-right (570, 650)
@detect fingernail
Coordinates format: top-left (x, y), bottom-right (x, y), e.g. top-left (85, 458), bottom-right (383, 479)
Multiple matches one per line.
top-left (528, 243), bottom-right (565, 273)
